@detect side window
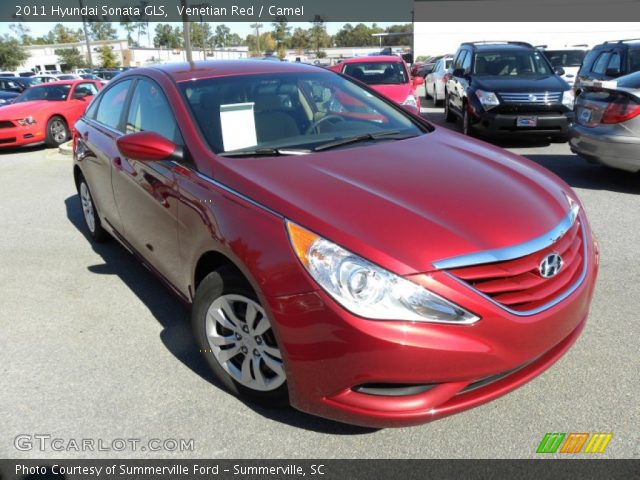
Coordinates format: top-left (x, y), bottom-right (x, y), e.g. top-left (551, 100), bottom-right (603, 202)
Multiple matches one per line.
top-left (94, 80), bottom-right (132, 130)
top-left (607, 52), bottom-right (621, 72)
top-left (73, 82), bottom-right (98, 99)
top-left (592, 52), bottom-right (611, 74)
top-left (453, 50), bottom-right (466, 70)
top-left (125, 78), bottom-right (182, 145)
top-left (461, 51), bottom-right (472, 73)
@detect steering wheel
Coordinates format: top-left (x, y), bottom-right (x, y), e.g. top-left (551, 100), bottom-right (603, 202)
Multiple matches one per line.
top-left (305, 114), bottom-right (346, 134)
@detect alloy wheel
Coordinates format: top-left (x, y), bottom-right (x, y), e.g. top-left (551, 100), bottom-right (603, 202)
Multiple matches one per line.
top-left (205, 294), bottom-right (286, 392)
top-left (80, 182), bottom-right (95, 233)
top-left (50, 119), bottom-right (67, 144)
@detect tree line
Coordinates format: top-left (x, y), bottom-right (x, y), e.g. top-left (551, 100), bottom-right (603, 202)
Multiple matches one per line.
top-left (0, 21), bottom-right (411, 70)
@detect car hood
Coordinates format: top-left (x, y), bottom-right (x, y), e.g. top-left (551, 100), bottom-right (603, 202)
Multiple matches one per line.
top-left (0, 100), bottom-right (51, 117)
top-left (215, 128), bottom-right (573, 275)
top-left (369, 83), bottom-right (413, 103)
top-left (474, 75), bottom-right (569, 92)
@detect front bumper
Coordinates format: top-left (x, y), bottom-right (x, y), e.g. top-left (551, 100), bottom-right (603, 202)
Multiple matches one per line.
top-left (265, 225), bottom-right (598, 428)
top-left (569, 123), bottom-right (640, 172)
top-left (467, 99), bottom-right (573, 137)
top-left (0, 125), bottom-right (44, 147)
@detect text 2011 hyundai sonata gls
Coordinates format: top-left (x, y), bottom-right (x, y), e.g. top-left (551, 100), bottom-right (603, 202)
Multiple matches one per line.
top-left (73, 61), bottom-right (598, 428)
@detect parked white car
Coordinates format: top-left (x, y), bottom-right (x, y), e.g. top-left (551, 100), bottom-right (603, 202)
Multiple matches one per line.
top-left (538, 45), bottom-right (590, 87)
top-left (424, 55), bottom-right (453, 105)
top-left (30, 74), bottom-right (82, 84)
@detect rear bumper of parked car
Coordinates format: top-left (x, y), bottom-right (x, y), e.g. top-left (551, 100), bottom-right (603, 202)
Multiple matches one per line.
top-left (569, 123), bottom-right (640, 172)
top-left (264, 225), bottom-right (598, 428)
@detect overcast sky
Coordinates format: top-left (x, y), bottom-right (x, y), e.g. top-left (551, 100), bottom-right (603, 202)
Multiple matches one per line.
top-left (0, 21), bottom-right (400, 45)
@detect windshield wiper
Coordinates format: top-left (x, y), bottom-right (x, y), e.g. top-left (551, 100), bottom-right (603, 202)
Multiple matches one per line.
top-left (313, 130), bottom-right (413, 152)
top-left (219, 147), bottom-right (311, 157)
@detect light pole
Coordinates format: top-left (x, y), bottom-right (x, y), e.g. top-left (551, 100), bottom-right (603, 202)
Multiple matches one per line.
top-left (79, 0), bottom-right (93, 68)
top-left (250, 23), bottom-right (263, 55)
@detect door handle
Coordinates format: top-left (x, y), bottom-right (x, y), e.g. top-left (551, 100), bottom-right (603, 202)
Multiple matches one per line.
top-left (82, 131), bottom-right (89, 140)
top-left (113, 157), bottom-right (123, 171)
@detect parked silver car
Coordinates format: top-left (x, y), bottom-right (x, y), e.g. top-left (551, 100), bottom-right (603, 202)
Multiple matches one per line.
top-left (569, 71), bottom-right (640, 172)
top-left (424, 55), bottom-right (453, 106)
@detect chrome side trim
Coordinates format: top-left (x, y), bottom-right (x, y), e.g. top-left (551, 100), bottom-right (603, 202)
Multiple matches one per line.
top-left (432, 204), bottom-right (580, 270)
top-left (443, 214), bottom-right (589, 317)
top-left (169, 161), bottom-right (283, 219)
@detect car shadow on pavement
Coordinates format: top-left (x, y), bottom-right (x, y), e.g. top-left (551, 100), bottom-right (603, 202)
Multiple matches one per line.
top-left (64, 195), bottom-right (376, 435)
top-left (524, 155), bottom-right (640, 194)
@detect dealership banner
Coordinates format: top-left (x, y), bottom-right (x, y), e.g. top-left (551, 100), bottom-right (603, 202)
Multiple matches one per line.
top-left (1, 459), bottom-right (639, 479)
top-left (7, 0), bottom-right (413, 23)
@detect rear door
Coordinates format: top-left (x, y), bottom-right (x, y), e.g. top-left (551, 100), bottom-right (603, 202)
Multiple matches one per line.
top-left (76, 78), bottom-right (133, 235)
top-left (111, 77), bottom-right (183, 288)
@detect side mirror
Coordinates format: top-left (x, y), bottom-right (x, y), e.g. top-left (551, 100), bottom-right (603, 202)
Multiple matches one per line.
top-left (554, 66), bottom-right (566, 76)
top-left (116, 131), bottom-right (183, 162)
top-left (452, 68), bottom-right (467, 78)
top-left (605, 68), bottom-right (621, 78)
top-left (413, 76), bottom-right (425, 87)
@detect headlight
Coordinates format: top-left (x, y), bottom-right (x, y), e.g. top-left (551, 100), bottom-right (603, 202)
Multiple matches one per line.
top-left (475, 89), bottom-right (500, 110)
top-left (401, 95), bottom-right (418, 109)
top-left (562, 90), bottom-right (575, 110)
top-left (17, 116), bottom-right (36, 126)
top-left (286, 221), bottom-right (479, 324)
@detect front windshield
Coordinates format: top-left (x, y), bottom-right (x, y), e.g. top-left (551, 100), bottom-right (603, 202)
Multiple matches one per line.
top-left (180, 71), bottom-right (425, 155)
top-left (473, 50), bottom-right (554, 76)
top-left (343, 61), bottom-right (408, 85)
top-left (15, 84), bottom-right (71, 103)
top-left (544, 50), bottom-right (587, 67)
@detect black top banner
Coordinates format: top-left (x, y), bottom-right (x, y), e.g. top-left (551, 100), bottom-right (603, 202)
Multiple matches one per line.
top-left (8, 0), bottom-right (413, 23)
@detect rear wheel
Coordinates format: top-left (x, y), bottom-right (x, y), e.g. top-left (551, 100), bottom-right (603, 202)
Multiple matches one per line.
top-left (444, 92), bottom-right (456, 122)
top-left (45, 116), bottom-right (69, 147)
top-left (192, 266), bottom-right (289, 407)
top-left (433, 87), bottom-right (439, 106)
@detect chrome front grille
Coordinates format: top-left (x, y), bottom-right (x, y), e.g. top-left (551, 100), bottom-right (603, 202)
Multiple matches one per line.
top-left (499, 92), bottom-right (562, 104)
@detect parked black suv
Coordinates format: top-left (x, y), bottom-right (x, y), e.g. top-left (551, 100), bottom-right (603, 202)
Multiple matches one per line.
top-left (574, 39), bottom-right (640, 94)
top-left (444, 41), bottom-right (574, 139)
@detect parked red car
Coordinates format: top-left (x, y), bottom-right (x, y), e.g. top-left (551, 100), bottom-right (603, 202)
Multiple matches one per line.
top-left (73, 61), bottom-right (598, 428)
top-left (0, 79), bottom-right (101, 148)
top-left (329, 56), bottom-right (423, 112)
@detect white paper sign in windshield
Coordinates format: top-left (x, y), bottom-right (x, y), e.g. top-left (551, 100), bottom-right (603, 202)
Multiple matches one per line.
top-left (220, 102), bottom-right (257, 151)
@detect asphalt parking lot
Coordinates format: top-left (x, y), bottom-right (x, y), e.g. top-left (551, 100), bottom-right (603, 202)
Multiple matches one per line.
top-left (1, 101), bottom-right (639, 459)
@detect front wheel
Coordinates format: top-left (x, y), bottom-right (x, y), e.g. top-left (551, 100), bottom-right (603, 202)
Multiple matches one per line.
top-left (45, 116), bottom-right (69, 147)
top-left (462, 106), bottom-right (475, 137)
top-left (192, 266), bottom-right (289, 407)
top-left (444, 93), bottom-right (456, 123)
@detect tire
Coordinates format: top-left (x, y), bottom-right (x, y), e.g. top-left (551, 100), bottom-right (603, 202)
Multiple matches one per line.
top-left (550, 135), bottom-right (569, 143)
top-left (45, 116), bottom-right (69, 147)
top-left (433, 87), bottom-right (439, 106)
top-left (444, 92), bottom-right (456, 123)
top-left (425, 83), bottom-right (432, 99)
top-left (462, 105), bottom-right (474, 137)
top-left (78, 175), bottom-right (109, 242)
top-left (192, 266), bottom-right (289, 407)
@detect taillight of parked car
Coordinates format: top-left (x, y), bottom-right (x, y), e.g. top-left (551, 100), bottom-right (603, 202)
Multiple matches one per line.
top-left (601, 99), bottom-right (640, 124)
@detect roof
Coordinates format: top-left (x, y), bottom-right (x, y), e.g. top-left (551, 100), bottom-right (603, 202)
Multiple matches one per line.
top-left (30, 79), bottom-right (96, 87)
top-left (147, 60), bottom-right (327, 82)
top-left (339, 55), bottom-right (405, 64)
top-left (470, 43), bottom-right (535, 51)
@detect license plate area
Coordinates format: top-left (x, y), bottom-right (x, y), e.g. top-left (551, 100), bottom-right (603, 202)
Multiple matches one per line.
top-left (516, 116), bottom-right (538, 127)
top-left (578, 108), bottom-right (592, 124)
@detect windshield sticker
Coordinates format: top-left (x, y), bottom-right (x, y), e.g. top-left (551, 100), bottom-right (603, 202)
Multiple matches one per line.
top-left (220, 102), bottom-right (257, 152)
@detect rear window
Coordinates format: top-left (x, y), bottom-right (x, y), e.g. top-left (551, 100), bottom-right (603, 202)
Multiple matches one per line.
top-left (544, 50), bottom-right (587, 67)
top-left (343, 61), bottom-right (408, 85)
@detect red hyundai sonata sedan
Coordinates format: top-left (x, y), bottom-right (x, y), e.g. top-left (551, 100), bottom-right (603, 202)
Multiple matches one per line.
top-left (73, 61), bottom-right (598, 428)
